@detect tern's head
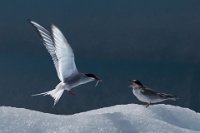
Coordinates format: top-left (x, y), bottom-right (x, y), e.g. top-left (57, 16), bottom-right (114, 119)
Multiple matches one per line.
top-left (85, 73), bottom-right (102, 87)
top-left (85, 73), bottom-right (101, 80)
top-left (129, 80), bottom-right (143, 89)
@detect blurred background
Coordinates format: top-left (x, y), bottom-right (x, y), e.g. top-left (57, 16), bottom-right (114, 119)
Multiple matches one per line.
top-left (0, 0), bottom-right (200, 114)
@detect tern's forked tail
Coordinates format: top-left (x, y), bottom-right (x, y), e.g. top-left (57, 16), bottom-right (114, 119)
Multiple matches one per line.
top-left (158, 93), bottom-right (180, 101)
top-left (32, 82), bottom-right (65, 106)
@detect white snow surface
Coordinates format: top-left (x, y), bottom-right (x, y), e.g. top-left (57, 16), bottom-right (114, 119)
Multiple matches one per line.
top-left (0, 104), bottom-right (200, 133)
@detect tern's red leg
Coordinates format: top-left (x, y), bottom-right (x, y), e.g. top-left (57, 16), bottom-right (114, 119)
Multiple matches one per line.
top-left (68, 91), bottom-right (76, 96)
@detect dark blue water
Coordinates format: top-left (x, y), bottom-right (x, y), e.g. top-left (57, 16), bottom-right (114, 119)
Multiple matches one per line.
top-left (0, 0), bottom-right (200, 114)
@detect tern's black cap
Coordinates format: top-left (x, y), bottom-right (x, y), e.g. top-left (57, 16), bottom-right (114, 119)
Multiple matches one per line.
top-left (133, 80), bottom-right (143, 86)
top-left (85, 73), bottom-right (101, 80)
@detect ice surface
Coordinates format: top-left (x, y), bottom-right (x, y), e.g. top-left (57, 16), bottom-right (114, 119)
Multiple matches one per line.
top-left (0, 104), bottom-right (200, 133)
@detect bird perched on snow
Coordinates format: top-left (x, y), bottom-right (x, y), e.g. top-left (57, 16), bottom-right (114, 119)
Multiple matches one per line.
top-left (129, 80), bottom-right (178, 107)
top-left (29, 20), bottom-right (101, 106)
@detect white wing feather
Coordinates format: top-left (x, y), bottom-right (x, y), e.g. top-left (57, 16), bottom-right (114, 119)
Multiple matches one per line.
top-left (30, 21), bottom-right (78, 81)
top-left (30, 21), bottom-right (62, 81)
top-left (51, 25), bottom-right (78, 81)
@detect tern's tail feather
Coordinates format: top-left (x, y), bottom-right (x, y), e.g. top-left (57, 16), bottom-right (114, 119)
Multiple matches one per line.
top-left (169, 96), bottom-right (180, 101)
top-left (32, 82), bottom-right (65, 106)
top-left (158, 93), bottom-right (179, 101)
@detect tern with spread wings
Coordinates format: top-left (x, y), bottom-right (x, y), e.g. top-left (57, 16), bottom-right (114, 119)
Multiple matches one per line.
top-left (30, 20), bottom-right (101, 106)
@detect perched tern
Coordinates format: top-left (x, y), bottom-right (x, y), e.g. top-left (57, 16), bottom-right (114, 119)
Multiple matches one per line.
top-left (130, 80), bottom-right (178, 107)
top-left (29, 20), bottom-right (101, 106)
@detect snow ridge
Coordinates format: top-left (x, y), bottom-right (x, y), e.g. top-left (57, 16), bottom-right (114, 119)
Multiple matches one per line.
top-left (0, 104), bottom-right (200, 133)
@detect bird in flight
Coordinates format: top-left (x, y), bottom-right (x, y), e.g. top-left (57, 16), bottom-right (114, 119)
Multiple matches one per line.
top-left (29, 20), bottom-right (101, 106)
top-left (130, 80), bottom-right (178, 107)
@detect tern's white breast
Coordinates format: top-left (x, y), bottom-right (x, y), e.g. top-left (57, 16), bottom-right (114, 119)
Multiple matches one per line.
top-left (132, 89), bottom-right (167, 103)
top-left (132, 89), bottom-right (151, 103)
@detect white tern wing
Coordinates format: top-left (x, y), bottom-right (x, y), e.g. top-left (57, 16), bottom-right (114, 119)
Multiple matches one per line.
top-left (30, 21), bottom-right (62, 80)
top-left (51, 25), bottom-right (78, 81)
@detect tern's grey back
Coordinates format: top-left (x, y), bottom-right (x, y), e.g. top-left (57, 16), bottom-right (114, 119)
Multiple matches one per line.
top-left (64, 72), bottom-right (94, 88)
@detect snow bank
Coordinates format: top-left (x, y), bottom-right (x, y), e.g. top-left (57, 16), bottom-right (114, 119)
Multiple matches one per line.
top-left (0, 104), bottom-right (200, 133)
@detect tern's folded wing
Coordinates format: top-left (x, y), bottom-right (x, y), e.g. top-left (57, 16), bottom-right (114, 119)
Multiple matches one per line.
top-left (141, 88), bottom-right (157, 96)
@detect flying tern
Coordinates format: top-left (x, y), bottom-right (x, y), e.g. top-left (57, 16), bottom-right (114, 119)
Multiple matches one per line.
top-left (30, 20), bottom-right (101, 106)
